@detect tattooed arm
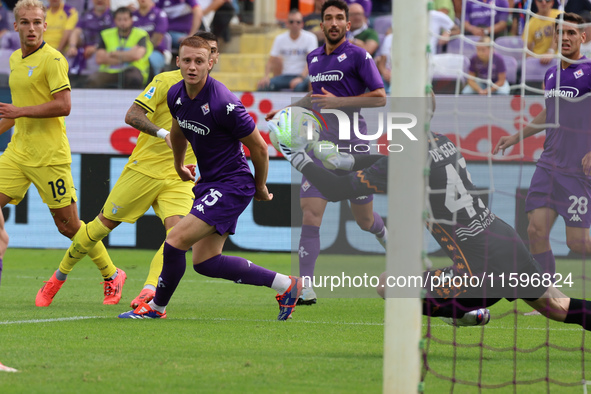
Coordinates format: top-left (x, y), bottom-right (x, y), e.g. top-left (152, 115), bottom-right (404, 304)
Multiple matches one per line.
top-left (125, 103), bottom-right (172, 148)
top-left (125, 103), bottom-right (161, 137)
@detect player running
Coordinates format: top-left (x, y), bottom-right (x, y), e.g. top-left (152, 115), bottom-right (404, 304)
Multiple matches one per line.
top-left (118, 36), bottom-right (301, 320)
top-left (35, 32), bottom-right (220, 308)
top-left (266, 0), bottom-right (387, 305)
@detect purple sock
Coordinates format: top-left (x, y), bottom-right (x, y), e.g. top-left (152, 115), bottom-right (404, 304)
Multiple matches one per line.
top-left (194, 254), bottom-right (276, 287)
top-left (533, 250), bottom-right (556, 276)
top-left (153, 242), bottom-right (187, 307)
top-left (299, 225), bottom-right (320, 287)
top-left (369, 212), bottom-right (386, 237)
top-left (0, 257), bottom-right (3, 285)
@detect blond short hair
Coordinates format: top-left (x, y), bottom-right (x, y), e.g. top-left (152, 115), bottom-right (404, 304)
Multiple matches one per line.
top-left (13, 0), bottom-right (46, 21)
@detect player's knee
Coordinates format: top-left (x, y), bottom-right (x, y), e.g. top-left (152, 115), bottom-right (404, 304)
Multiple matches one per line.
top-left (54, 219), bottom-right (81, 239)
top-left (355, 215), bottom-right (373, 232)
top-left (566, 238), bottom-right (591, 255)
top-left (527, 221), bottom-right (548, 241)
top-left (301, 209), bottom-right (323, 226)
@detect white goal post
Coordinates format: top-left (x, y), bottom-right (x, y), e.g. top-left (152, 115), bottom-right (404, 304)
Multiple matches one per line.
top-left (383, 0), bottom-right (429, 393)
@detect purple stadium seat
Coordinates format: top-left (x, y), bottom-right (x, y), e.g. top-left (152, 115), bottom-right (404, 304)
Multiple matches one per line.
top-left (446, 35), bottom-right (479, 58)
top-left (522, 57), bottom-right (556, 83)
top-left (502, 55), bottom-right (518, 84)
top-left (431, 53), bottom-right (470, 82)
top-left (495, 36), bottom-right (525, 64)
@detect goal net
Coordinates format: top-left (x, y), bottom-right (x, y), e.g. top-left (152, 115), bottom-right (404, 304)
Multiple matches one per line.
top-left (420, 0), bottom-right (591, 392)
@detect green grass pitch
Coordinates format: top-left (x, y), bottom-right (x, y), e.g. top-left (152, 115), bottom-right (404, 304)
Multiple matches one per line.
top-left (0, 249), bottom-right (589, 393)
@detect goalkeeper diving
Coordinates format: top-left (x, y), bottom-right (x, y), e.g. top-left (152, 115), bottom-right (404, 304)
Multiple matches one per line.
top-left (268, 109), bottom-right (591, 330)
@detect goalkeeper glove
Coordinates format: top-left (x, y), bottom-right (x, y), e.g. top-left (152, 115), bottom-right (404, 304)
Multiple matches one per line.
top-left (313, 141), bottom-right (355, 171)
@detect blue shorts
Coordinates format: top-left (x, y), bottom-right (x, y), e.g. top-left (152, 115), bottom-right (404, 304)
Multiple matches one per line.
top-left (189, 180), bottom-right (255, 235)
top-left (525, 165), bottom-right (591, 228)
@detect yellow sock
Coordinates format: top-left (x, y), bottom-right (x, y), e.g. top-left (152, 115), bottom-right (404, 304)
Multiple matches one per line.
top-left (88, 240), bottom-right (117, 279)
top-left (144, 228), bottom-right (172, 287)
top-left (58, 218), bottom-right (115, 278)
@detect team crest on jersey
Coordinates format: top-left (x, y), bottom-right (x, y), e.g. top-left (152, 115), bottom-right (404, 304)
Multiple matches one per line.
top-left (574, 69), bottom-right (584, 79)
top-left (111, 202), bottom-right (123, 215)
top-left (337, 53), bottom-right (347, 62)
top-left (175, 97), bottom-right (182, 106)
top-left (27, 66), bottom-right (38, 77)
top-left (201, 103), bottom-right (210, 115)
top-left (302, 180), bottom-right (311, 192)
top-left (311, 56), bottom-right (318, 63)
top-left (144, 86), bottom-right (156, 99)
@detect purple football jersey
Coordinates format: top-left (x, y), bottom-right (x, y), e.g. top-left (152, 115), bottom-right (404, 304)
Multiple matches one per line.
top-left (465, 0), bottom-right (509, 28)
top-left (76, 9), bottom-right (113, 46)
top-left (167, 76), bottom-right (256, 184)
top-left (307, 40), bottom-right (384, 143)
top-left (156, 0), bottom-right (198, 34)
top-left (133, 6), bottom-right (169, 52)
top-left (540, 58), bottom-right (591, 175)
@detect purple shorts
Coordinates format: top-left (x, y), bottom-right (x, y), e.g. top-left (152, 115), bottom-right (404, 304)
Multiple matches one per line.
top-left (525, 165), bottom-right (591, 228)
top-left (190, 180), bottom-right (255, 235)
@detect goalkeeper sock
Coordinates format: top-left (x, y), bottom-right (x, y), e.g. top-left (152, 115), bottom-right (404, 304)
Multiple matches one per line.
top-left (368, 212), bottom-right (386, 237)
top-left (193, 254), bottom-right (278, 288)
top-left (299, 225), bottom-right (320, 288)
top-left (564, 298), bottom-right (591, 331)
top-left (153, 242), bottom-right (187, 308)
top-left (144, 228), bottom-right (173, 288)
top-left (532, 250), bottom-right (555, 276)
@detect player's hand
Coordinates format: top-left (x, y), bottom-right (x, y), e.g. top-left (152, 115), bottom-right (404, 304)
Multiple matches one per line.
top-left (0, 103), bottom-right (22, 119)
top-left (493, 134), bottom-right (519, 155)
top-left (176, 165), bottom-right (196, 182)
top-left (186, 164), bottom-right (197, 177)
top-left (254, 186), bottom-right (273, 201)
top-left (582, 152), bottom-right (591, 176)
top-left (311, 87), bottom-right (340, 109)
top-left (265, 109), bottom-right (280, 121)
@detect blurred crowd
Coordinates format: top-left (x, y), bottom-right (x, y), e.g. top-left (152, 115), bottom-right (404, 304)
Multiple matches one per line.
top-left (1, 0), bottom-right (589, 92)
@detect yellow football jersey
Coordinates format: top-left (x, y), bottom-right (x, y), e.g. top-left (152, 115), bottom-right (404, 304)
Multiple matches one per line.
top-left (7, 43), bottom-right (71, 167)
top-left (128, 70), bottom-right (197, 180)
top-left (45, 3), bottom-right (78, 50)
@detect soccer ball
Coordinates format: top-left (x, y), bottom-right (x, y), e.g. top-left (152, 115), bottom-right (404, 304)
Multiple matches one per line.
top-left (268, 106), bottom-right (321, 153)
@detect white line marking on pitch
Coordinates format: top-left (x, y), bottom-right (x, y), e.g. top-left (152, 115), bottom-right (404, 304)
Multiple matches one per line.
top-left (0, 316), bottom-right (587, 332)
